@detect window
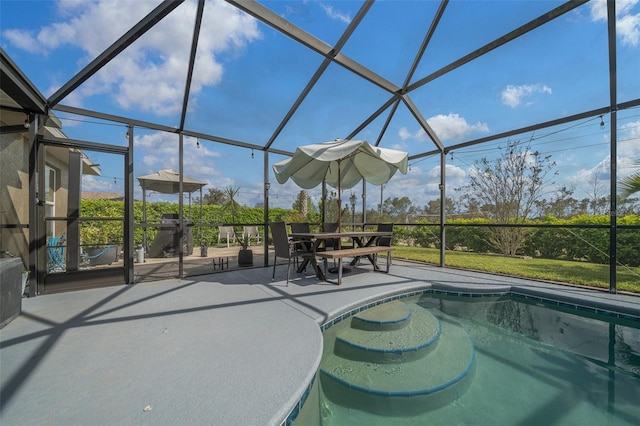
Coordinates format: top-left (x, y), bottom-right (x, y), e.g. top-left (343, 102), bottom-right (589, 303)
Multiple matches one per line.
top-left (44, 165), bottom-right (57, 237)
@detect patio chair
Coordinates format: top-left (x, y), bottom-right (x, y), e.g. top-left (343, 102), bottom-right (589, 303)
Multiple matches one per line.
top-left (321, 222), bottom-right (340, 268)
top-left (217, 226), bottom-right (236, 248)
top-left (242, 225), bottom-right (260, 246)
top-left (290, 222), bottom-right (310, 234)
top-left (269, 221), bottom-right (314, 285)
top-left (374, 223), bottom-right (394, 266)
top-left (322, 222), bottom-right (353, 250)
top-left (290, 222), bottom-right (313, 269)
top-left (376, 223), bottom-right (394, 247)
top-left (47, 234), bottom-right (66, 272)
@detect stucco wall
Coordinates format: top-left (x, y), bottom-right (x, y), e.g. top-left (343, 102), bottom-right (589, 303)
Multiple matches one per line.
top-left (0, 133), bottom-right (29, 268)
top-left (0, 136), bottom-right (71, 270)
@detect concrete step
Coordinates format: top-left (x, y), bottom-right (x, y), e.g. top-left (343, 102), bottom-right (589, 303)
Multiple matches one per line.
top-left (350, 300), bottom-right (412, 331)
top-left (320, 303), bottom-right (475, 415)
top-left (335, 301), bottom-right (441, 363)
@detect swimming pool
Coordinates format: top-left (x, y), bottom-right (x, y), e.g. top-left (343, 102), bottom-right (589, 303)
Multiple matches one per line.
top-left (306, 292), bottom-right (640, 425)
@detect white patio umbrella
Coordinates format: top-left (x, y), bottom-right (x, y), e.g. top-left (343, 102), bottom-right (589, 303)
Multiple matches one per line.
top-left (273, 139), bottom-right (408, 230)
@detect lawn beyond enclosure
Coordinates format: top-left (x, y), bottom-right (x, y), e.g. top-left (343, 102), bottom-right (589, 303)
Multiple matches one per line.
top-left (394, 246), bottom-right (640, 294)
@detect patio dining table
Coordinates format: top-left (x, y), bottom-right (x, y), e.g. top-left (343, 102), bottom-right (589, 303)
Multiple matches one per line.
top-left (289, 230), bottom-right (393, 281)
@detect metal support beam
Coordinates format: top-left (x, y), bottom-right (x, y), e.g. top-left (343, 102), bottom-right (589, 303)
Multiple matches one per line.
top-left (607, 0), bottom-right (617, 293)
top-left (409, 105), bottom-right (615, 162)
top-left (48, 0), bottom-right (184, 107)
top-left (347, 96), bottom-right (399, 141)
top-left (439, 151), bottom-right (446, 267)
top-left (402, 0), bottom-right (448, 89)
top-left (178, 133), bottom-right (184, 278)
top-left (372, 99), bottom-right (401, 147)
top-left (226, 0), bottom-right (399, 94)
top-left (125, 125), bottom-right (135, 284)
top-left (28, 114), bottom-right (40, 297)
top-left (52, 104), bottom-right (287, 154)
top-left (0, 125), bottom-right (29, 135)
top-left (264, 1), bottom-right (373, 150)
top-left (402, 94), bottom-right (444, 152)
top-left (66, 151), bottom-right (82, 272)
top-left (1, 49), bottom-right (47, 113)
top-left (179, 0), bottom-right (205, 131)
top-left (263, 150), bottom-right (270, 267)
top-left (39, 135), bottom-right (129, 155)
top-left (407, 0), bottom-right (589, 93)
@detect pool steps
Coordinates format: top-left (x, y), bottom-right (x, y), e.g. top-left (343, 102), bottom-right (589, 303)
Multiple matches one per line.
top-left (319, 300), bottom-right (476, 415)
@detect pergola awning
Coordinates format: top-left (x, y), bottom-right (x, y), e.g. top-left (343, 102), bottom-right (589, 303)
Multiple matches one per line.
top-left (137, 169), bottom-right (206, 194)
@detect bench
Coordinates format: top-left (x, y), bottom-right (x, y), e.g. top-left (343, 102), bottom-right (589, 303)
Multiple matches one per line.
top-left (315, 246), bottom-right (394, 285)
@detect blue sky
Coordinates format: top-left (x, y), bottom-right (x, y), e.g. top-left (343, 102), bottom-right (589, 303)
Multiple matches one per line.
top-left (2, 0), bottom-right (639, 211)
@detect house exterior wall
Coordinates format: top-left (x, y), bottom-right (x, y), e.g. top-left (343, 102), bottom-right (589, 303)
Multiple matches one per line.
top-left (0, 132), bottom-right (29, 269)
top-left (0, 135), bottom-right (71, 270)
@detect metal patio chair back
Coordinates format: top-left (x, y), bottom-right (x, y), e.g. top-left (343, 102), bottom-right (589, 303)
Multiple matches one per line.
top-left (217, 226), bottom-right (236, 247)
top-left (269, 222), bottom-right (313, 285)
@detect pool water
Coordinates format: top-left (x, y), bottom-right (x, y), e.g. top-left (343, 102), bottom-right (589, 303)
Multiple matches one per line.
top-left (317, 294), bottom-right (640, 425)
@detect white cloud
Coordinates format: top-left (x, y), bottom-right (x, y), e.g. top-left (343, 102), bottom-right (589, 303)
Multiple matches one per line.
top-left (321, 3), bottom-right (351, 24)
top-left (621, 120), bottom-right (640, 136)
top-left (430, 163), bottom-right (466, 179)
top-left (81, 174), bottom-right (116, 192)
top-left (501, 84), bottom-right (552, 108)
top-left (2, 29), bottom-right (44, 54)
top-left (3, 0), bottom-right (260, 115)
top-left (136, 132), bottom-right (220, 177)
top-left (566, 160), bottom-right (609, 196)
top-left (398, 127), bottom-right (412, 141)
top-left (563, 117), bottom-right (638, 197)
top-left (427, 113), bottom-right (489, 141)
top-left (590, 0), bottom-right (640, 46)
top-left (398, 114), bottom-right (488, 143)
top-left (618, 12), bottom-right (640, 45)
top-left (618, 120), bottom-right (640, 178)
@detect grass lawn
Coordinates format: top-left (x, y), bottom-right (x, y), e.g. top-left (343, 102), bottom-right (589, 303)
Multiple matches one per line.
top-left (393, 246), bottom-right (640, 294)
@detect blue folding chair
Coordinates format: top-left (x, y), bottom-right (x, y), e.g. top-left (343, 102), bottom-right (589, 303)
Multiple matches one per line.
top-left (48, 234), bottom-right (66, 272)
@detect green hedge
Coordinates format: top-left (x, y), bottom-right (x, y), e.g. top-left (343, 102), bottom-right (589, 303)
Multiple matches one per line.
top-left (80, 199), bottom-right (296, 247)
top-left (410, 215), bottom-right (640, 267)
top-left (80, 200), bottom-right (640, 266)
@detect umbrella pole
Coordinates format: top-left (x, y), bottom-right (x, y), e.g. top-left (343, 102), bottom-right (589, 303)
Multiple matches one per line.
top-left (322, 180), bottom-right (326, 224)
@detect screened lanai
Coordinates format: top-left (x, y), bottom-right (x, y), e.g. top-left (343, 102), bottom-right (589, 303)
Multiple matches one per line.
top-left (1, 0), bottom-right (639, 294)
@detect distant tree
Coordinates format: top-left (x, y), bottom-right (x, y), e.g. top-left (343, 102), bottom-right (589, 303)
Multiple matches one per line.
top-left (534, 186), bottom-right (577, 219)
top-left (577, 197), bottom-right (591, 215)
top-left (618, 195), bottom-right (640, 215)
top-left (319, 190), bottom-right (341, 223)
top-left (458, 141), bottom-right (557, 256)
top-left (588, 163), bottom-right (608, 215)
top-left (383, 196), bottom-right (416, 223)
top-left (202, 187), bottom-right (225, 205)
top-left (423, 198), bottom-right (457, 219)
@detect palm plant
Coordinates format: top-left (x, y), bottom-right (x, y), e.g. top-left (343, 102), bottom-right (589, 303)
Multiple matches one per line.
top-left (619, 160), bottom-right (640, 199)
top-left (222, 186), bottom-right (241, 223)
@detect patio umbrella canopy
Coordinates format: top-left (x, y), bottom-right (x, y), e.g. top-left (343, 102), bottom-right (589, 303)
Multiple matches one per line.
top-left (273, 139), bottom-right (408, 228)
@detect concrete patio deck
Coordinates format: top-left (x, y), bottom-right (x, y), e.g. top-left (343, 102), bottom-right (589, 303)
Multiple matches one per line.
top-left (1, 260), bottom-right (639, 425)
